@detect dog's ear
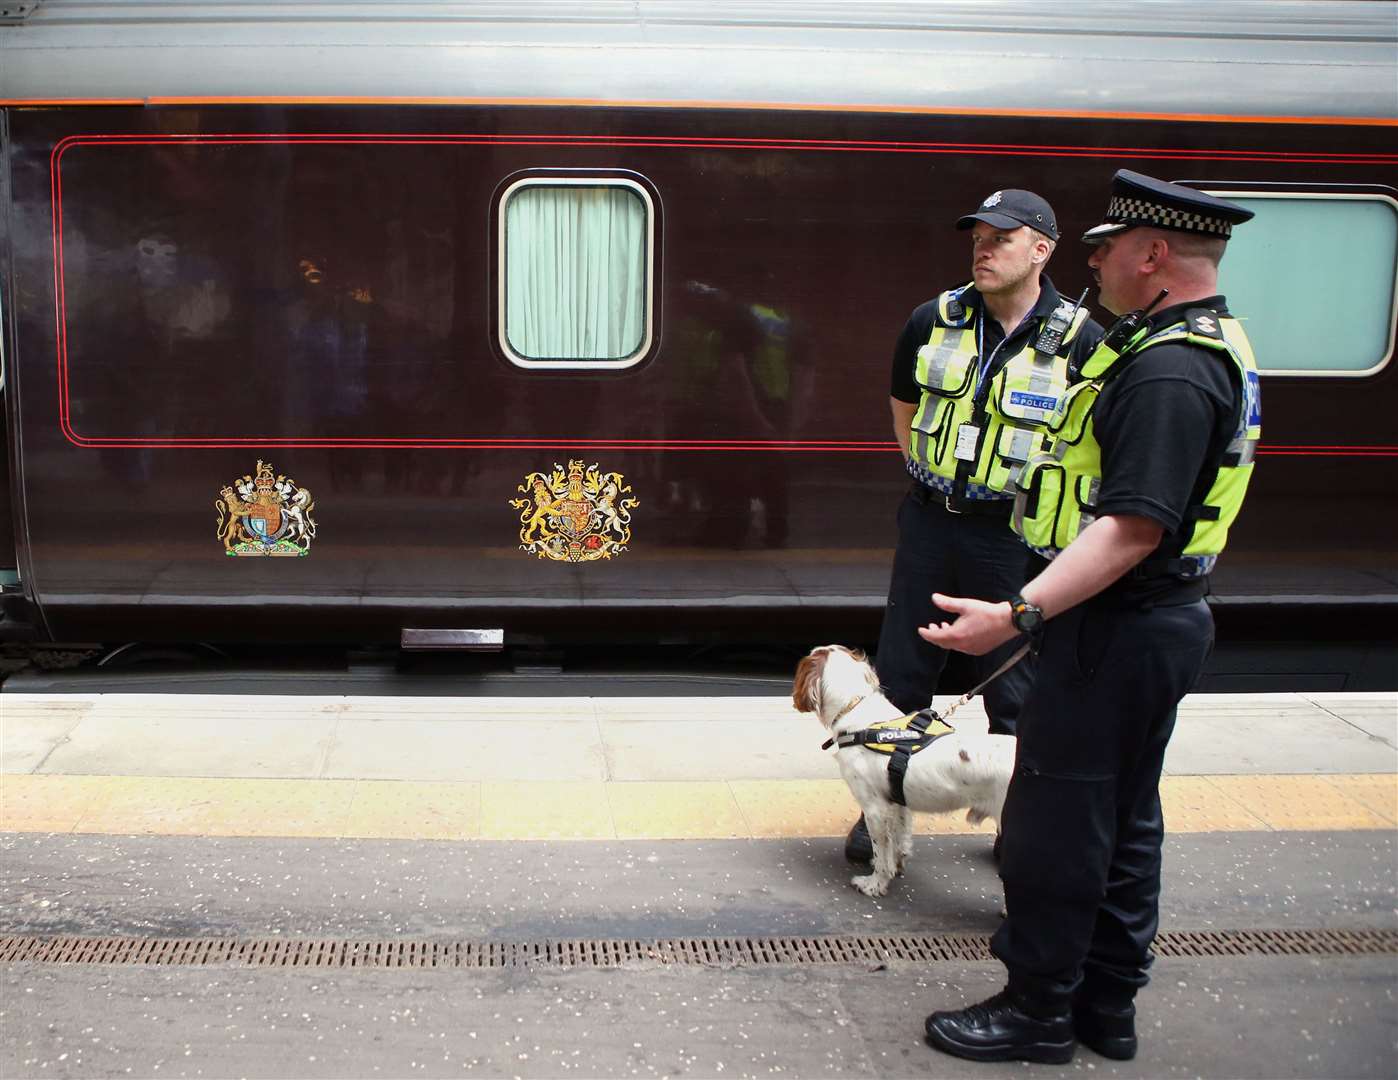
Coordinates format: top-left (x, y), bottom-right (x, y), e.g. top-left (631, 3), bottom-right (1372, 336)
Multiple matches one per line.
top-left (791, 652), bottom-right (823, 715)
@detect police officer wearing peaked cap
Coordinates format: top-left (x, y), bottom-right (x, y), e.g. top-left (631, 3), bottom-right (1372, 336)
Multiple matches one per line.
top-left (917, 171), bottom-right (1261, 1065)
top-left (847, 188), bottom-right (1105, 863)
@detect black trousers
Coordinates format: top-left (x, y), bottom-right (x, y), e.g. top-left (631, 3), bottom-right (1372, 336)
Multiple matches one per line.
top-left (875, 484), bottom-right (1035, 734)
top-left (991, 596), bottom-right (1214, 1010)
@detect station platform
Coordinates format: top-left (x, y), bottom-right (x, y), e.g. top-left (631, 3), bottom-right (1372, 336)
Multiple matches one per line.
top-left (2, 687), bottom-right (1395, 1078)
top-left (3, 690), bottom-right (1394, 841)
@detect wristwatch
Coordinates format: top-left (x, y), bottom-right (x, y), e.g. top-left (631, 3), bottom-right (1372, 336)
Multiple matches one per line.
top-left (1008, 594), bottom-right (1045, 636)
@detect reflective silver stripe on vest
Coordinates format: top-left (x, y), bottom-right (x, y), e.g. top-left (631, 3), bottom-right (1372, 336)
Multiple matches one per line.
top-left (1226, 395), bottom-right (1258, 465)
top-left (1001, 426), bottom-right (1037, 466)
top-left (1078, 474), bottom-right (1103, 533)
top-left (917, 329), bottom-right (969, 391)
top-left (1016, 350), bottom-right (1061, 424)
top-left (998, 350), bottom-right (1059, 475)
top-left (1011, 487), bottom-right (1030, 536)
top-left (1228, 436), bottom-right (1258, 466)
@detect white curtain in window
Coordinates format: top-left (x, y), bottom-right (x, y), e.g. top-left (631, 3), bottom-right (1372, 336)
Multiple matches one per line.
top-left (505, 185), bottom-right (646, 360)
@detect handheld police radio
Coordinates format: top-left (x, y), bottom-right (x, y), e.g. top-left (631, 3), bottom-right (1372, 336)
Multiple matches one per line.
top-left (1099, 288), bottom-right (1170, 356)
top-left (1033, 288), bottom-right (1089, 357)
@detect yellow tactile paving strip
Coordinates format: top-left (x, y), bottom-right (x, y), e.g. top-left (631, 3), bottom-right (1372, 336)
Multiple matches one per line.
top-left (1, 773), bottom-right (1393, 841)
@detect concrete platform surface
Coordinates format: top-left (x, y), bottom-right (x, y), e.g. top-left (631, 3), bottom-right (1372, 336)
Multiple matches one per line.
top-left (3, 690), bottom-right (1393, 842)
top-left (1, 831), bottom-right (1394, 1080)
top-left (4, 691), bottom-right (1394, 783)
top-left (2, 690), bottom-right (1394, 1079)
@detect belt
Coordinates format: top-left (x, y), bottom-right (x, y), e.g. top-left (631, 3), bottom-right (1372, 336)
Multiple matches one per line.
top-left (910, 482), bottom-right (1013, 519)
top-left (1129, 554), bottom-right (1217, 580)
top-left (943, 493), bottom-right (1014, 519)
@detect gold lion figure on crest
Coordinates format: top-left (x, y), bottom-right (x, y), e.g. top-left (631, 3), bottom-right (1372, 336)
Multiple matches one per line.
top-left (510, 460), bottom-right (638, 562)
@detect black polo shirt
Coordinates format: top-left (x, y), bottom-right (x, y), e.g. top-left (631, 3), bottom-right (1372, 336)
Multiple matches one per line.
top-left (890, 276), bottom-right (1102, 404)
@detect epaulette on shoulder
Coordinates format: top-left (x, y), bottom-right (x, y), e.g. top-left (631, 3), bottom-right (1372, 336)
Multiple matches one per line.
top-left (1185, 308), bottom-right (1224, 341)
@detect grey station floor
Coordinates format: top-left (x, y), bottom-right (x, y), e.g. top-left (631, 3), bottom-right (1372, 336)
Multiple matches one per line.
top-left (2, 687), bottom-right (1395, 1079)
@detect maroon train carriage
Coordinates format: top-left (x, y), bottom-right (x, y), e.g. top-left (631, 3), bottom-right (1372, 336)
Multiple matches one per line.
top-left (0, 2), bottom-right (1395, 687)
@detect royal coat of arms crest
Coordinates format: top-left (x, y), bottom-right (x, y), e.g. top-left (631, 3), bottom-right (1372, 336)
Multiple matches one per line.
top-left (510, 460), bottom-right (638, 562)
top-left (215, 460), bottom-right (317, 557)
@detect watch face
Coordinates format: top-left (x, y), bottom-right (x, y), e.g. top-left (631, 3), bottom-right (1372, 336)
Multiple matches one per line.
top-left (1013, 603), bottom-right (1044, 634)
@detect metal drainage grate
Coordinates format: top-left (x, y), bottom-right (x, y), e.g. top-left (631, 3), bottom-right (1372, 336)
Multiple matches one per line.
top-left (0, 928), bottom-right (1393, 970)
top-left (1152, 928), bottom-right (1397, 958)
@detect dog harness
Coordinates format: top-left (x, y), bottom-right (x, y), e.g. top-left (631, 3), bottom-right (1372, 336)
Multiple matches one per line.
top-left (822, 709), bottom-right (955, 807)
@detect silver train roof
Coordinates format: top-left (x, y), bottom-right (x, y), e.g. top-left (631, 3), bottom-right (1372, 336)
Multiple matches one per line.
top-left (2, 0), bottom-right (1396, 118)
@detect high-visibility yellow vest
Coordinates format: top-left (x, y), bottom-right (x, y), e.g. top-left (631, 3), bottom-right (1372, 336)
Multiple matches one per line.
top-left (1011, 308), bottom-right (1261, 574)
top-left (908, 285), bottom-right (1091, 497)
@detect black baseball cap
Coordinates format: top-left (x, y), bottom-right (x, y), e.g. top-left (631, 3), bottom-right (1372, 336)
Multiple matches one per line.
top-left (956, 189), bottom-right (1059, 242)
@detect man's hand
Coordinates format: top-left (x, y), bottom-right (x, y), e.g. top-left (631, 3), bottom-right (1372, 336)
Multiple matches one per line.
top-left (916, 515), bottom-right (1164, 657)
top-left (917, 593), bottom-right (1018, 656)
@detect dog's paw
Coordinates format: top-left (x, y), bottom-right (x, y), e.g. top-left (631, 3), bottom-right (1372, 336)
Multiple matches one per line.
top-left (851, 873), bottom-right (889, 898)
top-left (965, 808), bottom-right (987, 825)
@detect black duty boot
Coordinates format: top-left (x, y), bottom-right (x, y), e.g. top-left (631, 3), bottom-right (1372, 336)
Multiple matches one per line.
top-left (924, 989), bottom-right (1075, 1064)
top-left (844, 814), bottom-right (872, 863)
top-left (1074, 1000), bottom-right (1137, 1060)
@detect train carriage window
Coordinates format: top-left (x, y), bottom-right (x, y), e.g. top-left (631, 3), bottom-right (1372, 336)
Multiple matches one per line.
top-left (499, 177), bottom-right (653, 369)
top-left (1211, 192), bottom-right (1397, 377)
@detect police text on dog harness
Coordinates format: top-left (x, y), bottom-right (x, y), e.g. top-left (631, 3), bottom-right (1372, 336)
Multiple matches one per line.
top-left (823, 709), bottom-right (955, 807)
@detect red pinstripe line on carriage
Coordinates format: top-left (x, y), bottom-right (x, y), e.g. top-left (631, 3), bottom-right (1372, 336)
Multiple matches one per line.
top-left (48, 133), bottom-right (1397, 164)
top-left (48, 434), bottom-right (1398, 458)
top-left (48, 134), bottom-right (1397, 450)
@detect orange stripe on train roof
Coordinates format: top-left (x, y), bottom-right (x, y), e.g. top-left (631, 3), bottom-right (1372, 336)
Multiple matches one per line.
top-left (1, 95), bottom-right (1396, 126)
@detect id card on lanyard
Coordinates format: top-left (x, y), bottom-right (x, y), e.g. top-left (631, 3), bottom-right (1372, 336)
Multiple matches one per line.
top-left (954, 422), bottom-right (981, 461)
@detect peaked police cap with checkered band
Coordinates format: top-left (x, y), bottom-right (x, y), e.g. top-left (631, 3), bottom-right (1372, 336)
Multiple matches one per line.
top-left (1082, 170), bottom-right (1254, 244)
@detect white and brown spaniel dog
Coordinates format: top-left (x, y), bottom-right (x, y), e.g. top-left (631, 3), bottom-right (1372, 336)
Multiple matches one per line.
top-left (792, 644), bottom-right (1016, 897)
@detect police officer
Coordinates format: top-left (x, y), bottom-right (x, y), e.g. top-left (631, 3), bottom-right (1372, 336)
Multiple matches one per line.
top-left (847, 189), bottom-right (1103, 862)
top-left (917, 171), bottom-right (1261, 1064)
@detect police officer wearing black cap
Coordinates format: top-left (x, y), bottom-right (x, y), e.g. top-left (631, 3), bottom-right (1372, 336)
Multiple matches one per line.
top-left (845, 189), bottom-right (1103, 863)
top-left (917, 170), bottom-right (1262, 1064)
